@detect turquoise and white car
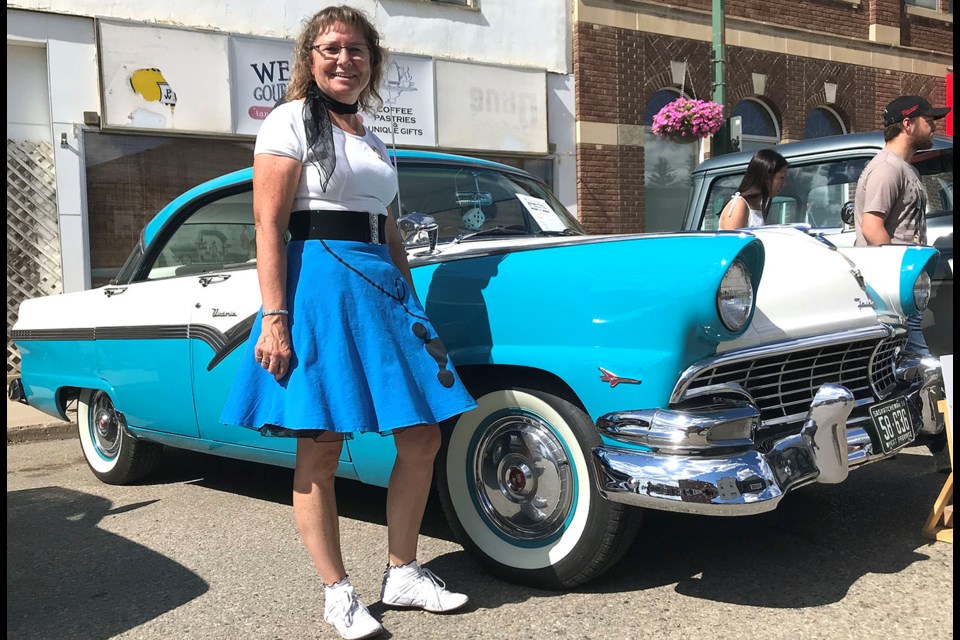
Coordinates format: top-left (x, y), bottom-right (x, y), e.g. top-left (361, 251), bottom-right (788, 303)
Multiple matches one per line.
top-left (9, 150), bottom-right (944, 589)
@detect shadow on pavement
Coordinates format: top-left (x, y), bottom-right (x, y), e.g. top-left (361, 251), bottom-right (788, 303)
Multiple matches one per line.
top-left (80, 444), bottom-right (947, 613)
top-left (587, 450), bottom-right (945, 607)
top-left (7, 486), bottom-right (208, 640)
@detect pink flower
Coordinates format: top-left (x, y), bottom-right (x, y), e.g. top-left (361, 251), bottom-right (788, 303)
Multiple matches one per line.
top-left (652, 97), bottom-right (725, 141)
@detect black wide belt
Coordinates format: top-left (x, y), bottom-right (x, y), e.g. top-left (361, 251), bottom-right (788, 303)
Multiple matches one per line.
top-left (288, 210), bottom-right (387, 244)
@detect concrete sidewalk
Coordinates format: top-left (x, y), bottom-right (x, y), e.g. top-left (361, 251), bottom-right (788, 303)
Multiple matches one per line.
top-left (7, 396), bottom-right (77, 444)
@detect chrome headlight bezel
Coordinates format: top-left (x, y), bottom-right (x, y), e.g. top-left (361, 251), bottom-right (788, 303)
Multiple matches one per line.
top-left (717, 259), bottom-right (754, 332)
top-left (913, 269), bottom-right (931, 313)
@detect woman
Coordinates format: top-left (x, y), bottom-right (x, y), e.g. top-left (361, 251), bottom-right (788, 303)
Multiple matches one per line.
top-left (718, 148), bottom-right (789, 229)
top-left (220, 6), bottom-right (476, 639)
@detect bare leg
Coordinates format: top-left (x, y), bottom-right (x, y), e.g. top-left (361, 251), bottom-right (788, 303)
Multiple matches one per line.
top-left (386, 424), bottom-right (441, 566)
top-left (293, 437), bottom-right (347, 585)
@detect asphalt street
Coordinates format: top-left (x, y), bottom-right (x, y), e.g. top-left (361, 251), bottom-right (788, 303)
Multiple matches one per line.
top-left (7, 437), bottom-right (953, 640)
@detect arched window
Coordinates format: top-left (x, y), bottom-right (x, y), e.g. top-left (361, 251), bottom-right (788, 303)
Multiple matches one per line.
top-left (732, 99), bottom-right (779, 152)
top-left (803, 107), bottom-right (846, 139)
top-left (643, 89), bottom-right (698, 232)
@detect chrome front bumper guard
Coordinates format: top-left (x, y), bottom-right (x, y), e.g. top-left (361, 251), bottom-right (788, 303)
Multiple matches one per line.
top-left (592, 381), bottom-right (934, 516)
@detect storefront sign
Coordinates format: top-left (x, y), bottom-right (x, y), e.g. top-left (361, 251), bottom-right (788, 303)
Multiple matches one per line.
top-left (232, 36), bottom-right (295, 135)
top-left (98, 20), bottom-right (232, 132)
top-left (368, 54), bottom-right (437, 148)
top-left (436, 61), bottom-right (547, 153)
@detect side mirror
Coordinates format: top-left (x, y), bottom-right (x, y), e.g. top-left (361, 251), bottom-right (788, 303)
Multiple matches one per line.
top-left (840, 200), bottom-right (855, 227)
top-left (397, 212), bottom-right (440, 255)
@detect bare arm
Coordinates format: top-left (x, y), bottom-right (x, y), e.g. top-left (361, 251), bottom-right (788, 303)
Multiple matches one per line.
top-left (860, 211), bottom-right (891, 245)
top-left (252, 153), bottom-right (301, 380)
top-left (718, 198), bottom-right (749, 230)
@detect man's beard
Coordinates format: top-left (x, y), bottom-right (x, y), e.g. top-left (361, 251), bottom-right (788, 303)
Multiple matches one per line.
top-left (912, 130), bottom-right (934, 151)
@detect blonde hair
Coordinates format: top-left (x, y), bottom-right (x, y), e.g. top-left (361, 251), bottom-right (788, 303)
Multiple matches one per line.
top-left (285, 5), bottom-right (386, 111)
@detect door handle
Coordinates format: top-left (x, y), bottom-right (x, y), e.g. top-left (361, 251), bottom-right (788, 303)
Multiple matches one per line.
top-left (199, 274), bottom-right (231, 287)
top-left (104, 286), bottom-right (128, 297)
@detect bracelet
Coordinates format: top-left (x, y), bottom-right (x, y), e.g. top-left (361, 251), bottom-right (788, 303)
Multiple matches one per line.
top-left (262, 309), bottom-right (289, 317)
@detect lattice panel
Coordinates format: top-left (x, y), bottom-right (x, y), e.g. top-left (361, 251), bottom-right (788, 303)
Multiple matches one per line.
top-left (7, 139), bottom-right (61, 375)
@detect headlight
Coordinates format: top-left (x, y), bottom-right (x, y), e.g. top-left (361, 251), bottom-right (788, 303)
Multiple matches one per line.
top-left (913, 270), bottom-right (931, 313)
top-left (718, 259), bottom-right (754, 332)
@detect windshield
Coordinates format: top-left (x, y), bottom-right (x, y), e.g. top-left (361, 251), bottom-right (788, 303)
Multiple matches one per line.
top-left (698, 147), bottom-right (953, 231)
top-left (394, 164), bottom-right (584, 245)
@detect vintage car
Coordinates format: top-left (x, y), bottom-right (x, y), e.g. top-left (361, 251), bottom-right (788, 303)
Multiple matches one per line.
top-left (9, 150), bottom-right (944, 590)
top-left (685, 132), bottom-right (953, 356)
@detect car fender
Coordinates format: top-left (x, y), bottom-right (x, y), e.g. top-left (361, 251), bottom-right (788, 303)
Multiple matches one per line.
top-left (834, 245), bottom-right (939, 318)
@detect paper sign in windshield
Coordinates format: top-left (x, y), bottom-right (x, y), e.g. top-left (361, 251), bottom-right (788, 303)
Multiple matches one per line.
top-left (516, 194), bottom-right (566, 232)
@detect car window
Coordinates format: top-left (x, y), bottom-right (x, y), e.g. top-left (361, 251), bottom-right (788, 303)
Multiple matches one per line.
top-left (145, 191), bottom-right (256, 280)
top-left (698, 157), bottom-right (870, 230)
top-left (394, 164), bottom-right (583, 244)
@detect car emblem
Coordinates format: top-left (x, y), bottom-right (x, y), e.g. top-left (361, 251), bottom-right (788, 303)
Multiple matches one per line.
top-left (212, 308), bottom-right (238, 317)
top-left (598, 367), bottom-right (641, 388)
top-left (854, 297), bottom-right (876, 310)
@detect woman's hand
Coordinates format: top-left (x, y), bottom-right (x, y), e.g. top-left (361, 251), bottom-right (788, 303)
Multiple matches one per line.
top-left (254, 315), bottom-right (293, 380)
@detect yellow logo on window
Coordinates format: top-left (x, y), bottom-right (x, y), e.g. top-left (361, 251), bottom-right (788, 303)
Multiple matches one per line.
top-left (129, 68), bottom-right (177, 107)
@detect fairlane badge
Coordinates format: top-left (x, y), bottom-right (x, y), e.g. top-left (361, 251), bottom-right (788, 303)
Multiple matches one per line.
top-left (598, 367), bottom-right (641, 388)
top-left (212, 309), bottom-right (238, 317)
top-left (854, 297), bottom-right (876, 310)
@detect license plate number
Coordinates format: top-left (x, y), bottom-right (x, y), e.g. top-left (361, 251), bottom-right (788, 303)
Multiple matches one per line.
top-left (868, 396), bottom-right (914, 455)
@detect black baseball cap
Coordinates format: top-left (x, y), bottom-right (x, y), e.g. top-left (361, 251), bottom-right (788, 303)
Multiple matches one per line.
top-left (882, 95), bottom-right (951, 126)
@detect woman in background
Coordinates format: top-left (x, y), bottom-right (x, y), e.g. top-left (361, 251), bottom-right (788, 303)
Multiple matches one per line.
top-left (718, 148), bottom-right (789, 229)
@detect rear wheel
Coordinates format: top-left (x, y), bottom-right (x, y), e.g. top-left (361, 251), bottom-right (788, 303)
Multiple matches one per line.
top-left (77, 389), bottom-right (163, 485)
top-left (436, 387), bottom-right (641, 589)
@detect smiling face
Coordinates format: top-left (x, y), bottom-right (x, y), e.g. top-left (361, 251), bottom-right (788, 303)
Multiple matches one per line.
top-left (310, 21), bottom-right (371, 104)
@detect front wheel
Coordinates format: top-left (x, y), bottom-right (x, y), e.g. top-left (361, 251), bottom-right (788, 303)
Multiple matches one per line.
top-left (77, 389), bottom-right (163, 485)
top-left (436, 388), bottom-right (641, 589)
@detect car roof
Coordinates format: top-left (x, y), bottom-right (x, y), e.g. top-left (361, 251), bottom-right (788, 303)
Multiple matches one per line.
top-left (693, 132), bottom-right (953, 174)
top-left (143, 150), bottom-right (529, 245)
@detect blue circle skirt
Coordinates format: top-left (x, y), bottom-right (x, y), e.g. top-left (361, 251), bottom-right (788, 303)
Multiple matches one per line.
top-left (220, 239), bottom-right (477, 437)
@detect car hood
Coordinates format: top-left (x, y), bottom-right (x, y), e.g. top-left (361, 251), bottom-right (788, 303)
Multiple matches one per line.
top-left (718, 227), bottom-right (879, 353)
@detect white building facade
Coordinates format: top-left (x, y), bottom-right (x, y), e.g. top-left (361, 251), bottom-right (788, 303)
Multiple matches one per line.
top-left (7, 0), bottom-right (575, 293)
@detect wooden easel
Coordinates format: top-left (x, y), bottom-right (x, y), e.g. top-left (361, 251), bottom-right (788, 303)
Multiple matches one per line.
top-left (922, 399), bottom-right (953, 543)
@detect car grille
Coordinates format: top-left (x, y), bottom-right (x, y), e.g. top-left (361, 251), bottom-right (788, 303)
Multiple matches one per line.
top-left (676, 333), bottom-right (906, 432)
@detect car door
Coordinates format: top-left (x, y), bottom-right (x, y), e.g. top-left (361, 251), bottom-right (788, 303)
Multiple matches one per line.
top-left (90, 275), bottom-right (201, 438)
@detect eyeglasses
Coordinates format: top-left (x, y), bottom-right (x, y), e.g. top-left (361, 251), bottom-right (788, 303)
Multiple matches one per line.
top-left (309, 44), bottom-right (370, 61)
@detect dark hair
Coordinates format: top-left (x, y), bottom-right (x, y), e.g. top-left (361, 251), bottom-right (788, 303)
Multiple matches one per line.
top-left (883, 122), bottom-right (904, 142)
top-left (285, 5), bottom-right (386, 111)
top-left (737, 148), bottom-right (789, 216)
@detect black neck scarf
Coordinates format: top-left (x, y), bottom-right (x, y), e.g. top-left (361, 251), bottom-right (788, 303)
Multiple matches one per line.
top-left (303, 83), bottom-right (361, 192)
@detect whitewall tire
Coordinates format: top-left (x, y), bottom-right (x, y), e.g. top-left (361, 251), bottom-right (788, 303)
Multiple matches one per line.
top-left (437, 387), bottom-right (640, 589)
top-left (77, 389), bottom-right (162, 485)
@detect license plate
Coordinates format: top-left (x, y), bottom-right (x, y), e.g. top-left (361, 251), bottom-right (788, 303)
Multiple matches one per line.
top-left (868, 396), bottom-right (915, 455)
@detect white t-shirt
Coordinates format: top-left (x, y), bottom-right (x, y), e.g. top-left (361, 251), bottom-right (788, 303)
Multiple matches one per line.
top-left (254, 100), bottom-right (398, 214)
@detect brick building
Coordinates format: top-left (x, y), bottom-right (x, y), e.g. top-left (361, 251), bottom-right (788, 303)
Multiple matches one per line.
top-left (572, 0), bottom-right (953, 234)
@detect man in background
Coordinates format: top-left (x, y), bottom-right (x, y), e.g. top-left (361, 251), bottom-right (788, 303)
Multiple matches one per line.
top-left (854, 94), bottom-right (950, 357)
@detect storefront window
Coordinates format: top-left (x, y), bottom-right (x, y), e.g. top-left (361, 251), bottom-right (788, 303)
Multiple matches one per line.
top-left (803, 107), bottom-right (846, 139)
top-left (83, 131), bottom-right (254, 287)
top-left (732, 99), bottom-right (780, 152)
top-left (644, 89), bottom-right (699, 232)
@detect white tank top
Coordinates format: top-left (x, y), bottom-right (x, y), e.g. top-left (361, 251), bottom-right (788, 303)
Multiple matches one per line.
top-left (725, 192), bottom-right (765, 228)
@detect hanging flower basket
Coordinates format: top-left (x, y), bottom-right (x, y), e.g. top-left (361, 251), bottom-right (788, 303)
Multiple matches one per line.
top-left (652, 97), bottom-right (724, 143)
top-left (662, 130), bottom-right (699, 145)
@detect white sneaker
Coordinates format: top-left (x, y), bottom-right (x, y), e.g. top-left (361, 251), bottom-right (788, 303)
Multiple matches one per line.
top-left (380, 561), bottom-right (469, 613)
top-left (324, 579), bottom-right (384, 640)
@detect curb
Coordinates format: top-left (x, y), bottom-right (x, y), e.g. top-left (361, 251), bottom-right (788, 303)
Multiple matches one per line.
top-left (7, 421), bottom-right (78, 445)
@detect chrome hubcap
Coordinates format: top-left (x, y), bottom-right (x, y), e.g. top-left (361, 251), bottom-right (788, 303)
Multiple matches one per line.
top-left (91, 392), bottom-right (122, 459)
top-left (473, 413), bottom-right (573, 541)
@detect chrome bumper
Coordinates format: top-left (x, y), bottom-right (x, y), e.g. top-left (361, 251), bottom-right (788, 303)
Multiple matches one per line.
top-left (897, 355), bottom-right (944, 436)
top-left (592, 383), bottom-right (908, 516)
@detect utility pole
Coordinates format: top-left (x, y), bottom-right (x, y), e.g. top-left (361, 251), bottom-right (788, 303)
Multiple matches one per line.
top-left (711, 0), bottom-right (730, 156)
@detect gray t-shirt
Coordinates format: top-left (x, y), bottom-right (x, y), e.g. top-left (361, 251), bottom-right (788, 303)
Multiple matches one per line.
top-left (854, 148), bottom-right (926, 246)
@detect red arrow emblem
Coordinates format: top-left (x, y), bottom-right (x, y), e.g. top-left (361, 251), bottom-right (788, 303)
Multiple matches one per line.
top-left (598, 367), bottom-right (641, 388)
